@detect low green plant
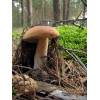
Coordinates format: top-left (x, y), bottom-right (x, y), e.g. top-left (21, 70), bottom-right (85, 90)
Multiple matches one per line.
top-left (57, 25), bottom-right (87, 50)
top-left (57, 25), bottom-right (87, 65)
top-left (12, 28), bottom-right (23, 45)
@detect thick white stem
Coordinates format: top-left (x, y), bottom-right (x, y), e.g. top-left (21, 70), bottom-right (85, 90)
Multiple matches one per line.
top-left (33, 38), bottom-right (48, 69)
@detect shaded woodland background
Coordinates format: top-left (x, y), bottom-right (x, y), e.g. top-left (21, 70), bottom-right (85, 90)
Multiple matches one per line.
top-left (12, 0), bottom-right (87, 28)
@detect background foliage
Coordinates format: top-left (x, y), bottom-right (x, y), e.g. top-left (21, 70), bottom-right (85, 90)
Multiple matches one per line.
top-left (57, 25), bottom-right (87, 65)
top-left (57, 25), bottom-right (87, 50)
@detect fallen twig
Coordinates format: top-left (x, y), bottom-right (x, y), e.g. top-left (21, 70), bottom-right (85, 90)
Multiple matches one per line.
top-left (58, 45), bottom-right (87, 75)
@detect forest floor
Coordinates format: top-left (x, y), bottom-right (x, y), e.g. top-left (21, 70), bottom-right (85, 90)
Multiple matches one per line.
top-left (12, 28), bottom-right (87, 100)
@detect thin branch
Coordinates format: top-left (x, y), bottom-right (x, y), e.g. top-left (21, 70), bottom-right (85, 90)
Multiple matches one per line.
top-left (65, 48), bottom-right (87, 55)
top-left (81, 0), bottom-right (87, 7)
top-left (58, 46), bottom-right (87, 74)
top-left (13, 65), bottom-right (33, 70)
top-left (53, 18), bottom-right (87, 25)
top-left (75, 10), bottom-right (83, 20)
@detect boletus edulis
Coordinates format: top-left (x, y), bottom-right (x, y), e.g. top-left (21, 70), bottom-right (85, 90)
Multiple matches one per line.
top-left (23, 26), bottom-right (59, 69)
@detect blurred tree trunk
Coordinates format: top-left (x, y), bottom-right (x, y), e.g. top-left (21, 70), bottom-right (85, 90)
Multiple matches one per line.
top-left (20, 0), bottom-right (23, 26)
top-left (21, 0), bottom-right (27, 27)
top-left (63, 0), bottom-right (70, 21)
top-left (21, 0), bottom-right (33, 27)
top-left (53, 0), bottom-right (61, 21)
top-left (27, 0), bottom-right (33, 26)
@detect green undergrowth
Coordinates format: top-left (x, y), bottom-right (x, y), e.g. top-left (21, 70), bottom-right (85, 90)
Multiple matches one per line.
top-left (57, 25), bottom-right (87, 65)
top-left (57, 25), bottom-right (87, 50)
top-left (12, 28), bottom-right (23, 42)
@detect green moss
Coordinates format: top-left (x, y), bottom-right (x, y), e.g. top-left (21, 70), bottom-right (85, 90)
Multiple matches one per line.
top-left (57, 25), bottom-right (87, 65)
top-left (57, 25), bottom-right (87, 50)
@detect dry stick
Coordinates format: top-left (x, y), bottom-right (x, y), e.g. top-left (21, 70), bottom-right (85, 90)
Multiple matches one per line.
top-left (36, 18), bottom-right (86, 27)
top-left (52, 38), bottom-right (61, 85)
top-left (56, 47), bottom-right (61, 86)
top-left (71, 52), bottom-right (87, 71)
top-left (68, 51), bottom-right (86, 74)
top-left (81, 0), bottom-right (87, 7)
top-left (59, 46), bottom-right (87, 75)
top-left (13, 65), bottom-right (33, 70)
top-left (66, 48), bottom-right (86, 55)
top-left (61, 80), bottom-right (77, 89)
top-left (75, 10), bottom-right (83, 20)
top-left (54, 18), bottom-right (87, 24)
top-left (12, 70), bottom-right (20, 75)
top-left (72, 10), bottom-right (85, 28)
top-left (53, 18), bottom-right (87, 26)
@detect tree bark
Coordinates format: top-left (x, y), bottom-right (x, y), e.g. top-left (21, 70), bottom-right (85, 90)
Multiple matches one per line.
top-left (21, 0), bottom-right (28, 27)
top-left (20, 0), bottom-right (23, 26)
top-left (27, 0), bottom-right (33, 26)
top-left (21, 0), bottom-right (33, 27)
top-left (53, 0), bottom-right (61, 21)
top-left (63, 0), bottom-right (70, 21)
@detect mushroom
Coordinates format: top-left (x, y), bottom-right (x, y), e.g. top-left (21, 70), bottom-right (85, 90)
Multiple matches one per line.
top-left (23, 26), bottom-right (59, 69)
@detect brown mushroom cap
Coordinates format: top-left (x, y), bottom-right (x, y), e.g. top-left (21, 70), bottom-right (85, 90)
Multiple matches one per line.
top-left (23, 26), bottom-right (59, 42)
